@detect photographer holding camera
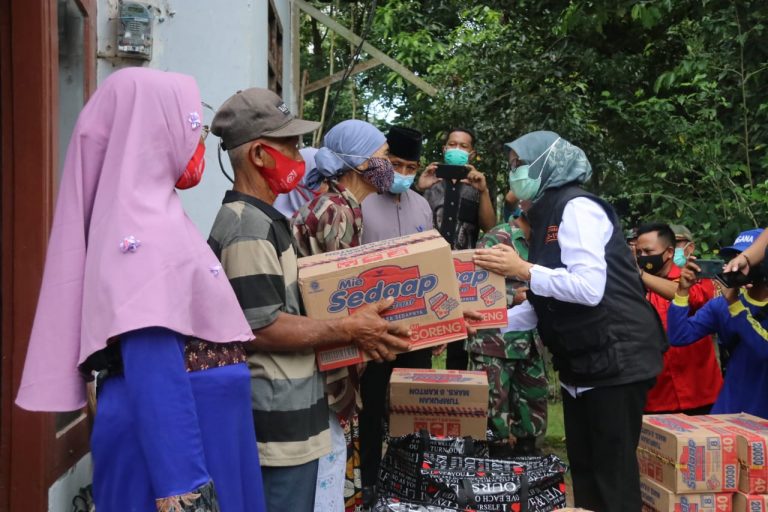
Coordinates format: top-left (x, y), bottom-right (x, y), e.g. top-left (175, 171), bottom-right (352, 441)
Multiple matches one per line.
top-left (416, 128), bottom-right (496, 370)
top-left (668, 228), bottom-right (768, 418)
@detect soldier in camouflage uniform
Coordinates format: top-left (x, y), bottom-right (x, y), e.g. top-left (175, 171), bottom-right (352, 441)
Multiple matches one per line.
top-left (466, 218), bottom-right (548, 455)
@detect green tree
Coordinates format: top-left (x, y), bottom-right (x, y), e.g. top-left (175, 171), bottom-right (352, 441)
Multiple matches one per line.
top-left (301, 0), bottom-right (768, 251)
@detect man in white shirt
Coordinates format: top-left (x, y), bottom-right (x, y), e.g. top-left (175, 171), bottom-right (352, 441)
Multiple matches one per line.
top-left (475, 131), bottom-right (666, 512)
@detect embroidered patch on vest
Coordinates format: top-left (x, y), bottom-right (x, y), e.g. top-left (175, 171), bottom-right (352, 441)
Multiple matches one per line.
top-left (545, 225), bottom-right (559, 243)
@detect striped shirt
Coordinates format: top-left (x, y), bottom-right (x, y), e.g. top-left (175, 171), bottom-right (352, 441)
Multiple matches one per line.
top-left (208, 190), bottom-right (330, 467)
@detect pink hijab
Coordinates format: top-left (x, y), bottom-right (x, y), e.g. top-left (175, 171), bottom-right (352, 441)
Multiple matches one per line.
top-left (16, 68), bottom-right (254, 412)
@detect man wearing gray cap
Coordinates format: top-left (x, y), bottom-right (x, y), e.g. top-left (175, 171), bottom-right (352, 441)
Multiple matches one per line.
top-left (207, 88), bottom-right (409, 511)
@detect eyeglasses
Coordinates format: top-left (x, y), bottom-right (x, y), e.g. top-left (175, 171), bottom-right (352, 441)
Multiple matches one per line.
top-left (509, 158), bottom-right (527, 170)
top-left (201, 101), bottom-right (215, 142)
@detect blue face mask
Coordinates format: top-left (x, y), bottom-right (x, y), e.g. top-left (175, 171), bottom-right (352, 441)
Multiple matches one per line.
top-left (444, 148), bottom-right (470, 166)
top-left (389, 172), bottom-right (415, 194)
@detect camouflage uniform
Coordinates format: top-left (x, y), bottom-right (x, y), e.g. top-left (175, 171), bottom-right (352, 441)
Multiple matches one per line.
top-left (466, 223), bottom-right (548, 441)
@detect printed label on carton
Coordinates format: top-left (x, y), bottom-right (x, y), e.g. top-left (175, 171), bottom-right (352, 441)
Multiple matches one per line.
top-left (682, 414), bottom-right (768, 494)
top-left (327, 265), bottom-right (440, 320)
top-left (639, 414), bottom-right (736, 493)
top-left (389, 413), bottom-right (487, 438)
top-left (298, 230), bottom-right (467, 371)
top-left (389, 369), bottom-right (488, 439)
top-left (451, 250), bottom-right (508, 329)
top-left (640, 476), bottom-right (732, 512)
top-left (733, 492), bottom-right (768, 512)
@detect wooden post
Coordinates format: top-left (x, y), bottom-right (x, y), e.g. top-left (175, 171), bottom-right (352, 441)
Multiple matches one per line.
top-left (304, 58), bottom-right (381, 94)
top-left (292, 0), bottom-right (437, 96)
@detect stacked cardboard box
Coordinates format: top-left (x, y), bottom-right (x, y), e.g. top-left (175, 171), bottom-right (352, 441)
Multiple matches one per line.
top-left (297, 230), bottom-right (467, 371)
top-left (638, 413), bottom-right (768, 512)
top-left (388, 368), bottom-right (488, 438)
top-left (733, 493), bottom-right (768, 512)
top-left (451, 250), bottom-right (507, 329)
top-left (640, 476), bottom-right (732, 512)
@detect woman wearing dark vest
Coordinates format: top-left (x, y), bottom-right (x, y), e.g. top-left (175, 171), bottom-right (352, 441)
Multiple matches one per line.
top-left (475, 131), bottom-right (666, 512)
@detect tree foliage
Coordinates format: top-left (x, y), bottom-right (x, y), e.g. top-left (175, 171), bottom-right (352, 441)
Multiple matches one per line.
top-left (301, 0), bottom-right (768, 252)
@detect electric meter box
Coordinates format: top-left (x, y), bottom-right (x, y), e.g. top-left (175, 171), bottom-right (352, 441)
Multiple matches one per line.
top-left (117, 2), bottom-right (153, 60)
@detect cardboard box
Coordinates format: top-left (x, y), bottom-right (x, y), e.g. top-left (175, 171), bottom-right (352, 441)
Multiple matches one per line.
top-left (687, 414), bottom-right (768, 494)
top-left (452, 250), bottom-right (508, 329)
top-left (734, 492), bottom-right (768, 512)
top-left (638, 414), bottom-right (739, 493)
top-left (388, 368), bottom-right (488, 439)
top-left (640, 476), bottom-right (732, 512)
top-left (297, 230), bottom-right (467, 371)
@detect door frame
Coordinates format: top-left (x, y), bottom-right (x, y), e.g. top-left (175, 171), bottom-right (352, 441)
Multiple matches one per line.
top-left (1, 1), bottom-right (95, 510)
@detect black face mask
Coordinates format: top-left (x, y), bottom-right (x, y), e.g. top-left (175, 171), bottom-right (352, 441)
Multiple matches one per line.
top-left (637, 253), bottom-right (667, 275)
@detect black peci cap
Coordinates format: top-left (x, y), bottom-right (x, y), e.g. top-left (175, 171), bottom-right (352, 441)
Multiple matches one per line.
top-left (386, 126), bottom-right (422, 161)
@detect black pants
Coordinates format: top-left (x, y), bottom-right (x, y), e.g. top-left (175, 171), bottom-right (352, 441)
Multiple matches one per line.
top-left (445, 340), bottom-right (469, 370)
top-left (562, 378), bottom-right (654, 512)
top-left (359, 348), bottom-right (432, 487)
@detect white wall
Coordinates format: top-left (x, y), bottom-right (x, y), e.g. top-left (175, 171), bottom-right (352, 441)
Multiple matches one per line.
top-left (48, 453), bottom-right (92, 512)
top-left (48, 3), bottom-right (297, 508)
top-left (96, 0), bottom-right (295, 235)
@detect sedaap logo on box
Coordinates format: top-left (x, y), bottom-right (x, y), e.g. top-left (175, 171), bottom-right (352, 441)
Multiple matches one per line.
top-left (327, 265), bottom-right (439, 321)
top-left (454, 259), bottom-right (489, 301)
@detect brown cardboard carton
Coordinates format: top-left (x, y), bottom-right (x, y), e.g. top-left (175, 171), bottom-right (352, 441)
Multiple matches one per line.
top-left (638, 414), bottom-right (739, 493)
top-left (452, 250), bottom-right (508, 329)
top-left (388, 368), bottom-right (488, 439)
top-left (640, 476), bottom-right (732, 512)
top-left (689, 414), bottom-right (768, 494)
top-left (733, 492), bottom-right (768, 512)
top-left (297, 230), bottom-right (467, 371)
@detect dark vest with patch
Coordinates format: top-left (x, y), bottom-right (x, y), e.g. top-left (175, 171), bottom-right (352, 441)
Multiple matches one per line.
top-left (527, 185), bottom-right (666, 387)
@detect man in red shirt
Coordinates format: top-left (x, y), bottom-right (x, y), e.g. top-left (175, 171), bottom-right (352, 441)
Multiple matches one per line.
top-left (636, 222), bottom-right (722, 414)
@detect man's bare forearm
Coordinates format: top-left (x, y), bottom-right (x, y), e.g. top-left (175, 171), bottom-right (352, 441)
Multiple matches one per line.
top-left (249, 312), bottom-right (351, 352)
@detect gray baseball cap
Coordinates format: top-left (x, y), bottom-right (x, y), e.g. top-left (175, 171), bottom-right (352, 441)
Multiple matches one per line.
top-left (211, 88), bottom-right (320, 150)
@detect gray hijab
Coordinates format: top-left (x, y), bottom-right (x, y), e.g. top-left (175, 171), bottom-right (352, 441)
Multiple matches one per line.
top-left (504, 131), bottom-right (592, 201)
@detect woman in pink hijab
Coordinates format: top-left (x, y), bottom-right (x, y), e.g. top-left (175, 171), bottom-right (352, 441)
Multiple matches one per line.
top-left (15, 68), bottom-right (266, 511)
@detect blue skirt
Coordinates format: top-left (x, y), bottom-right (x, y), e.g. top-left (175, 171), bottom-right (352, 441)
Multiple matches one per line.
top-left (91, 327), bottom-right (266, 511)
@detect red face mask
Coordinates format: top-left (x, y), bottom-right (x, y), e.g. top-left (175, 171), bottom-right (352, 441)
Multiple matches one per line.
top-left (260, 144), bottom-right (306, 195)
top-left (176, 140), bottom-right (206, 189)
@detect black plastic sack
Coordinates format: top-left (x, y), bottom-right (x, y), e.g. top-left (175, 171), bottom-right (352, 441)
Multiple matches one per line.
top-left (417, 464), bottom-right (567, 512)
top-left (387, 430), bottom-right (490, 457)
top-left (379, 432), bottom-right (567, 512)
top-left (422, 453), bottom-right (565, 474)
top-left (379, 431), bottom-right (490, 502)
top-left (373, 497), bottom-right (471, 512)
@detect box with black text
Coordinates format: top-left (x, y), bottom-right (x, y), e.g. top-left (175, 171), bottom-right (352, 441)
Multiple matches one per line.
top-left (298, 230), bottom-right (467, 371)
top-left (388, 368), bottom-right (488, 439)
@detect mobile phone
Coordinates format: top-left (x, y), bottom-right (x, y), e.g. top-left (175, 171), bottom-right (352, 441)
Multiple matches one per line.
top-left (435, 164), bottom-right (469, 180)
top-left (694, 259), bottom-right (724, 279)
top-left (715, 270), bottom-right (752, 289)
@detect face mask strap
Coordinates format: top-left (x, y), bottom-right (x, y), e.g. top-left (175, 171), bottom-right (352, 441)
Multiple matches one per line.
top-left (524, 137), bottom-right (561, 180)
top-left (217, 141), bottom-right (234, 184)
top-left (330, 151), bottom-right (374, 174)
